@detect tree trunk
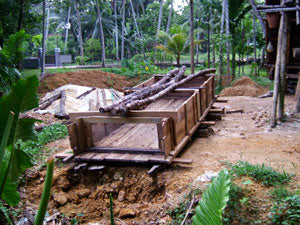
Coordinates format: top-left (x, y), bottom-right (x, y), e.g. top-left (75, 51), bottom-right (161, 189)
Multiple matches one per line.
top-left (41, 0), bottom-right (46, 78)
top-left (64, 6), bottom-right (71, 53)
top-left (129, 0), bottom-right (146, 60)
top-left (253, 15), bottom-right (257, 76)
top-left (17, 0), bottom-right (25, 31)
top-left (96, 0), bottom-right (106, 67)
top-left (190, 0), bottom-right (195, 74)
top-left (74, 0), bottom-right (84, 62)
top-left (45, 7), bottom-right (50, 47)
top-left (121, 0), bottom-right (126, 60)
top-left (270, 12), bottom-right (284, 127)
top-left (218, 0), bottom-right (226, 86)
top-left (207, 12), bottom-right (210, 68)
top-left (278, 12), bottom-right (288, 120)
top-left (155, 0), bottom-right (164, 61)
top-left (164, 0), bottom-right (173, 61)
top-left (114, 0), bottom-right (119, 61)
top-left (248, 0), bottom-right (266, 37)
top-left (166, 0), bottom-right (173, 33)
top-left (225, 0), bottom-right (231, 81)
top-left (231, 35), bottom-right (236, 80)
top-left (196, 31), bottom-right (200, 64)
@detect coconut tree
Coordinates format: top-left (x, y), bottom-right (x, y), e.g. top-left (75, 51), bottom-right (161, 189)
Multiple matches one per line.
top-left (157, 24), bottom-right (201, 66)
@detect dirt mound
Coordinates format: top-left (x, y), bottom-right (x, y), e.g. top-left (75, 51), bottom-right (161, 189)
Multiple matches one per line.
top-left (219, 76), bottom-right (267, 97)
top-left (25, 166), bottom-right (166, 223)
top-left (38, 70), bottom-right (141, 96)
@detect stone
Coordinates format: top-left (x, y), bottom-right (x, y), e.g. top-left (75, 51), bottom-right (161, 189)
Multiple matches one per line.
top-left (118, 190), bottom-right (126, 202)
top-left (53, 193), bottom-right (68, 206)
top-left (119, 208), bottom-right (136, 219)
top-left (76, 189), bottom-right (91, 198)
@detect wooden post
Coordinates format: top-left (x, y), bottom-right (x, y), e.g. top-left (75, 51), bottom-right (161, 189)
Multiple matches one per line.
top-left (296, 78), bottom-right (300, 113)
top-left (190, 0), bottom-right (195, 74)
top-left (270, 12), bottom-right (284, 127)
top-left (278, 12), bottom-right (288, 120)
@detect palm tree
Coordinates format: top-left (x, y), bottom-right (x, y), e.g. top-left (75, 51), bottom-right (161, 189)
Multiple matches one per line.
top-left (157, 24), bottom-right (201, 66)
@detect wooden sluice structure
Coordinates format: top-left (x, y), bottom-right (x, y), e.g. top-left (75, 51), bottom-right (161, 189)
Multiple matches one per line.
top-left (56, 68), bottom-right (224, 167)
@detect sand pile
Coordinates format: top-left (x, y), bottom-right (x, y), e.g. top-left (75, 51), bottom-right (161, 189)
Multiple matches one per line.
top-left (219, 76), bottom-right (267, 97)
top-left (38, 70), bottom-right (140, 97)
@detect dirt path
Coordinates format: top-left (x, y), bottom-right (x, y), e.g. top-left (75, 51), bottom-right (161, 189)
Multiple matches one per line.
top-left (23, 95), bottom-right (300, 224)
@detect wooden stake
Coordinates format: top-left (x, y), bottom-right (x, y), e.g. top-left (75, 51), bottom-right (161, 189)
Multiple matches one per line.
top-left (278, 12), bottom-right (288, 120)
top-left (270, 12), bottom-right (284, 127)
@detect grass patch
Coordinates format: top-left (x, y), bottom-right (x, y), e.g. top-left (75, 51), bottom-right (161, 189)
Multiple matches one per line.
top-left (225, 161), bottom-right (293, 186)
top-left (16, 123), bottom-right (68, 164)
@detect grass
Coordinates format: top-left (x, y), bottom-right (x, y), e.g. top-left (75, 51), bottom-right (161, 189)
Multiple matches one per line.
top-left (225, 161), bottom-right (293, 186)
top-left (16, 123), bottom-right (68, 165)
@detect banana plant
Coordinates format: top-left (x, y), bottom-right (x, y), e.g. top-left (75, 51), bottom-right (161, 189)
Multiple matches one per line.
top-left (0, 75), bottom-right (39, 206)
top-left (192, 170), bottom-right (231, 225)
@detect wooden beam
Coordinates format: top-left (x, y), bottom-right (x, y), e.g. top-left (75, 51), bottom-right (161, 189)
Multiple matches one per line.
top-left (172, 158), bottom-right (193, 164)
top-left (201, 121), bottom-right (216, 125)
top-left (87, 165), bottom-right (105, 171)
top-left (89, 147), bottom-right (164, 155)
top-left (81, 116), bottom-right (165, 124)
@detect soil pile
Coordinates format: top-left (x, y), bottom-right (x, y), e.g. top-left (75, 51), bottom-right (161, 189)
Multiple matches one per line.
top-left (219, 76), bottom-right (267, 97)
top-left (38, 70), bottom-right (141, 97)
top-left (25, 166), bottom-right (167, 223)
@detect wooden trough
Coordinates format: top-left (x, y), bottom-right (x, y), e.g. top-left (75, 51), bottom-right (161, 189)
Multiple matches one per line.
top-left (56, 73), bottom-right (216, 165)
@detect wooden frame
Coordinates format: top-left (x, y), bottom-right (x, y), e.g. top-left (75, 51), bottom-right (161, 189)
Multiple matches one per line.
top-left (65, 73), bottom-right (216, 165)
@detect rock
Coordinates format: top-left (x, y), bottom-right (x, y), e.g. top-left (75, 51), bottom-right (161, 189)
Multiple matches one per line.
top-left (76, 189), bottom-right (91, 198)
top-left (118, 190), bottom-right (126, 202)
top-left (53, 193), bottom-right (68, 206)
top-left (119, 208), bottom-right (136, 219)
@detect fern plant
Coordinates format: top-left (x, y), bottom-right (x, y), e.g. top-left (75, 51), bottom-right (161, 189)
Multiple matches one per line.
top-left (192, 170), bottom-right (231, 225)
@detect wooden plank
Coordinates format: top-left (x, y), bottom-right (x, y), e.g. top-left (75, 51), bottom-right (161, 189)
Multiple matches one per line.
top-left (89, 147), bottom-right (164, 155)
top-left (55, 151), bottom-right (73, 159)
top-left (172, 158), bottom-right (193, 164)
top-left (88, 165), bottom-right (105, 171)
top-left (75, 118), bottom-right (87, 154)
top-left (82, 116), bottom-right (164, 124)
top-left (147, 165), bottom-right (161, 175)
top-left (74, 152), bottom-right (96, 161)
top-left (68, 123), bottom-right (78, 151)
top-left (85, 122), bottom-right (94, 147)
top-left (188, 121), bottom-right (201, 137)
top-left (201, 121), bottom-right (216, 125)
top-left (169, 135), bottom-right (190, 157)
top-left (200, 88), bottom-right (207, 114)
top-left (157, 122), bottom-right (163, 150)
top-left (199, 99), bottom-right (215, 121)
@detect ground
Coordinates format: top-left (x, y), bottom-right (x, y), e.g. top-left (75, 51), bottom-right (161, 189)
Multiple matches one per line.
top-left (20, 71), bottom-right (300, 224)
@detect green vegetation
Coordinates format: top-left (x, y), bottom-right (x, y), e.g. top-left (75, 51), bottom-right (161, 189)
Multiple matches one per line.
top-left (17, 123), bottom-right (68, 165)
top-left (167, 188), bottom-right (203, 225)
top-left (192, 170), bottom-right (231, 225)
top-left (226, 161), bottom-right (293, 186)
top-left (270, 194), bottom-right (300, 224)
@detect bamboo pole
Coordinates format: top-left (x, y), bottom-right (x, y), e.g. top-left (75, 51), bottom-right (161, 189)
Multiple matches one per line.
top-left (270, 12), bottom-right (284, 127)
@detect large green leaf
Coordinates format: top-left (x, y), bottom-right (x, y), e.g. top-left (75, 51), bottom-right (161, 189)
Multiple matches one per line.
top-left (0, 161), bottom-right (20, 206)
top-left (192, 170), bottom-right (231, 225)
top-left (0, 75), bottom-right (39, 145)
top-left (10, 146), bottom-right (32, 182)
